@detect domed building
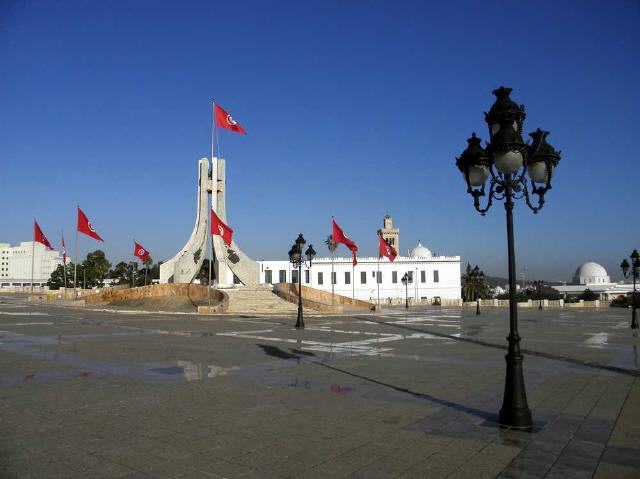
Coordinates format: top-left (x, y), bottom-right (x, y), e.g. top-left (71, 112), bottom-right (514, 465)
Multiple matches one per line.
top-left (258, 214), bottom-right (461, 304)
top-left (572, 262), bottom-right (610, 285)
top-left (409, 241), bottom-right (432, 258)
top-left (553, 261), bottom-right (634, 300)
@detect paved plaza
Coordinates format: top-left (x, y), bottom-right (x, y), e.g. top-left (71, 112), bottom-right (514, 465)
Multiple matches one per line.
top-left (0, 296), bottom-right (639, 478)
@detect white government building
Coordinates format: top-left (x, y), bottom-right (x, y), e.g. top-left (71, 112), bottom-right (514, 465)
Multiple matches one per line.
top-left (552, 261), bottom-right (635, 299)
top-left (257, 216), bottom-right (461, 303)
top-left (0, 242), bottom-right (64, 288)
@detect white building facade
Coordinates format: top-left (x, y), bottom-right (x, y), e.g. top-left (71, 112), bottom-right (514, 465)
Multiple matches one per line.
top-left (0, 241), bottom-right (64, 288)
top-left (257, 239), bottom-right (461, 303)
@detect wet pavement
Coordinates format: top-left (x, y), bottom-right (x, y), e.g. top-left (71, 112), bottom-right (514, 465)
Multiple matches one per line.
top-left (0, 295), bottom-right (638, 478)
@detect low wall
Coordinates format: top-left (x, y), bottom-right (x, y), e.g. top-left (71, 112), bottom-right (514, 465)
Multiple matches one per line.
top-left (274, 283), bottom-right (376, 312)
top-left (83, 283), bottom-right (227, 309)
top-left (460, 298), bottom-right (607, 309)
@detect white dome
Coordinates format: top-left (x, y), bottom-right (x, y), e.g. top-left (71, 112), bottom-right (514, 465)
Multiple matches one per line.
top-left (409, 241), bottom-right (432, 258)
top-left (573, 262), bottom-right (610, 285)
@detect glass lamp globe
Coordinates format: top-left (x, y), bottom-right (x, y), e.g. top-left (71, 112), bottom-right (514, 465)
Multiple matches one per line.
top-left (493, 150), bottom-right (523, 174)
top-left (466, 165), bottom-right (489, 186)
top-left (527, 160), bottom-right (553, 183)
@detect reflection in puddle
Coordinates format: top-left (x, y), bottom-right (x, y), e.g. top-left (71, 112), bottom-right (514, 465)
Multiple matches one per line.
top-left (150, 361), bottom-right (239, 381)
top-left (584, 332), bottom-right (608, 349)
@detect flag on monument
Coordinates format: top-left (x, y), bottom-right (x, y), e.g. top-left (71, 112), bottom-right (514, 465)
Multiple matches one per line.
top-left (133, 242), bottom-right (150, 262)
top-left (332, 219), bottom-right (358, 266)
top-left (378, 234), bottom-right (397, 262)
top-left (77, 207), bottom-right (104, 241)
top-left (211, 209), bottom-right (233, 246)
top-left (61, 232), bottom-right (67, 264)
top-left (34, 221), bottom-right (53, 249)
top-left (214, 104), bottom-right (247, 135)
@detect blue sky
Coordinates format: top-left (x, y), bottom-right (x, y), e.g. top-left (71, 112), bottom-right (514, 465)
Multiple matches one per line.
top-left (1, 1), bottom-right (638, 281)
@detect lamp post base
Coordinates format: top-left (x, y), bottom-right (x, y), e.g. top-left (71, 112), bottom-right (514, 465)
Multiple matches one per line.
top-left (499, 352), bottom-right (532, 431)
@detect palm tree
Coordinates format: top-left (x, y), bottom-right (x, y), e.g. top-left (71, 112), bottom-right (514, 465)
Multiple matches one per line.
top-left (325, 235), bottom-right (337, 304)
top-left (462, 264), bottom-right (489, 302)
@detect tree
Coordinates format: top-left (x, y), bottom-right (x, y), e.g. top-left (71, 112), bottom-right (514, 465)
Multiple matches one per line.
top-left (325, 235), bottom-right (337, 255)
top-left (81, 250), bottom-right (111, 288)
top-left (579, 289), bottom-right (599, 301)
top-left (110, 261), bottom-right (131, 285)
top-left (47, 263), bottom-right (73, 289)
top-left (461, 264), bottom-right (490, 302)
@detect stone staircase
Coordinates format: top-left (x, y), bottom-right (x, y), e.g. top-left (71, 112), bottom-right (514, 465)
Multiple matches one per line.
top-left (223, 286), bottom-right (300, 315)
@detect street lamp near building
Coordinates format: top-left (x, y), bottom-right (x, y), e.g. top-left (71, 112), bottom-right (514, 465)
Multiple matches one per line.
top-left (455, 86), bottom-right (561, 431)
top-left (620, 249), bottom-right (639, 330)
top-left (533, 280), bottom-right (544, 310)
top-left (401, 272), bottom-right (411, 309)
top-left (288, 233), bottom-right (316, 329)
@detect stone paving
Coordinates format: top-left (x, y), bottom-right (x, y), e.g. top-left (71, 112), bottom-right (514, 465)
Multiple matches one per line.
top-left (0, 295), bottom-right (638, 478)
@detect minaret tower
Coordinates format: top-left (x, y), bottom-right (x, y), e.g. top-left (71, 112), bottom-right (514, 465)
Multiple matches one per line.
top-left (380, 214), bottom-right (400, 253)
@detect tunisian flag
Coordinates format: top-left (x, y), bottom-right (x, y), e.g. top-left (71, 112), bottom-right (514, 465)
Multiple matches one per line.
top-left (133, 242), bottom-right (150, 262)
top-left (34, 221), bottom-right (53, 249)
top-left (214, 104), bottom-right (247, 135)
top-left (211, 209), bottom-right (233, 246)
top-left (61, 232), bottom-right (67, 264)
top-left (77, 207), bottom-right (104, 241)
top-left (332, 219), bottom-right (358, 266)
top-left (378, 234), bottom-right (397, 262)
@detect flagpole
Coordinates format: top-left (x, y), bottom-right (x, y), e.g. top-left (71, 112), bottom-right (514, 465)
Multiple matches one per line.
top-left (74, 210), bottom-right (79, 301)
top-left (377, 253), bottom-right (380, 307)
top-left (352, 262), bottom-right (355, 300)
top-left (208, 233), bottom-right (214, 308)
top-left (62, 231), bottom-right (67, 290)
top-left (30, 220), bottom-right (35, 293)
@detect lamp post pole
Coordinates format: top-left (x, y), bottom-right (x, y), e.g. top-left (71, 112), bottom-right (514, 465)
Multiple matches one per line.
top-left (454, 87), bottom-right (561, 431)
top-left (289, 234), bottom-right (316, 330)
top-left (401, 273), bottom-right (409, 309)
top-left (621, 250), bottom-right (639, 330)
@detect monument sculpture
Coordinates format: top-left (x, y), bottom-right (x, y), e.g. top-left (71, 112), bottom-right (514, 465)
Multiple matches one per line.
top-left (160, 157), bottom-right (259, 286)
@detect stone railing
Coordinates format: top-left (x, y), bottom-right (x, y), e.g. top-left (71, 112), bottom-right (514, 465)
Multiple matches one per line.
top-left (273, 283), bottom-right (377, 313)
top-left (461, 299), bottom-right (608, 308)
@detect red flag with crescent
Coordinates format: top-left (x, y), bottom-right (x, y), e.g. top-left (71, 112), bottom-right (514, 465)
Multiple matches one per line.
top-left (133, 242), bottom-right (150, 262)
top-left (61, 232), bottom-right (67, 264)
top-left (332, 219), bottom-right (358, 266)
top-left (34, 221), bottom-right (53, 249)
top-left (378, 234), bottom-right (397, 262)
top-left (214, 104), bottom-right (247, 135)
top-left (77, 207), bottom-right (104, 241)
top-left (211, 209), bottom-right (233, 246)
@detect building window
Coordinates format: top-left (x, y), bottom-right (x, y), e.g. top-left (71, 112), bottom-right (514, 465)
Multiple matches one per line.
top-left (265, 270), bottom-right (272, 284)
top-left (345, 272), bottom-right (350, 284)
top-left (318, 272), bottom-right (324, 285)
top-left (407, 271), bottom-right (413, 283)
top-left (279, 270), bottom-right (286, 283)
top-left (377, 272), bottom-right (382, 284)
top-left (421, 270), bottom-right (426, 283)
top-left (292, 269), bottom-right (299, 284)
top-left (392, 271), bottom-right (398, 283)
top-left (433, 270), bottom-right (439, 283)
top-left (361, 271), bottom-right (366, 284)
top-left (304, 270), bottom-right (309, 284)
top-left (332, 272), bottom-right (336, 285)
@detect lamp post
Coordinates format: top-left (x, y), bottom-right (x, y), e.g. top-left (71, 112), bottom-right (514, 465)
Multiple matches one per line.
top-left (401, 273), bottom-right (411, 309)
top-left (533, 280), bottom-right (544, 310)
top-left (620, 249), bottom-right (639, 330)
top-left (455, 87), bottom-right (561, 431)
top-left (288, 233), bottom-right (316, 329)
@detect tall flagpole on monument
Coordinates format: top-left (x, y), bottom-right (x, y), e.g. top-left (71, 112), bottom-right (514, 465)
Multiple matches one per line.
top-left (208, 101), bottom-right (216, 308)
top-left (377, 232), bottom-right (381, 306)
top-left (330, 217), bottom-right (335, 306)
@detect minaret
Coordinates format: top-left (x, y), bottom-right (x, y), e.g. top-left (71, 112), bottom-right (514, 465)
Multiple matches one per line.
top-left (380, 214), bottom-right (400, 253)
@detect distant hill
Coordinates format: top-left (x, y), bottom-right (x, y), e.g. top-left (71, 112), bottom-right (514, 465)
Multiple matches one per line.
top-left (482, 275), bottom-right (564, 288)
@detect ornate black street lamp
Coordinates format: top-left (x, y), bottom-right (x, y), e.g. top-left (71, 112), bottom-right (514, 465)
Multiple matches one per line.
top-left (468, 266), bottom-right (485, 315)
top-left (620, 249), bottom-right (639, 330)
top-left (455, 87), bottom-right (561, 431)
top-left (401, 273), bottom-right (411, 309)
top-left (288, 233), bottom-right (316, 329)
top-left (533, 280), bottom-right (544, 310)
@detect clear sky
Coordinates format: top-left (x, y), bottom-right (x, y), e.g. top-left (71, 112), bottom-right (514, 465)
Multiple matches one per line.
top-left (1, 1), bottom-right (638, 281)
